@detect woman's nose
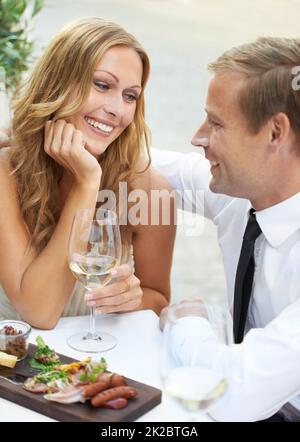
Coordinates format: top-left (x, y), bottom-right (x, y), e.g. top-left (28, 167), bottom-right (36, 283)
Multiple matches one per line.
top-left (103, 95), bottom-right (124, 119)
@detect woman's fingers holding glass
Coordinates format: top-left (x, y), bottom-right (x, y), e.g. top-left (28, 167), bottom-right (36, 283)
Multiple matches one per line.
top-left (96, 298), bottom-right (142, 314)
top-left (85, 271), bottom-right (135, 301)
top-left (110, 264), bottom-right (132, 280)
top-left (91, 288), bottom-right (142, 313)
top-left (85, 273), bottom-right (143, 313)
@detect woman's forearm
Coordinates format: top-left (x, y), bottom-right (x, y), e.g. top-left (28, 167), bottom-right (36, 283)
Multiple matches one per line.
top-left (139, 287), bottom-right (169, 316)
top-left (18, 181), bottom-right (99, 328)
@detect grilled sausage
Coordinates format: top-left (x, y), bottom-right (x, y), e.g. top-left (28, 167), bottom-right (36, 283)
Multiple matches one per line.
top-left (96, 372), bottom-right (127, 387)
top-left (110, 374), bottom-right (127, 387)
top-left (82, 380), bottom-right (111, 399)
top-left (91, 386), bottom-right (138, 408)
top-left (96, 372), bottom-right (112, 383)
top-left (103, 398), bottom-right (128, 409)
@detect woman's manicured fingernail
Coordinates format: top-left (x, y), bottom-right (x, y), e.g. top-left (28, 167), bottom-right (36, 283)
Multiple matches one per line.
top-left (85, 293), bottom-right (93, 301)
top-left (110, 269), bottom-right (117, 277)
top-left (87, 301), bottom-right (96, 307)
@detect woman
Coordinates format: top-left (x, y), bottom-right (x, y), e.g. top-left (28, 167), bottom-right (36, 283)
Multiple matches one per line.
top-left (0, 17), bottom-right (176, 329)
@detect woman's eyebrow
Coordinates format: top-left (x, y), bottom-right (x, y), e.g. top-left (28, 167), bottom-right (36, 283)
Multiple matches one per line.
top-left (94, 69), bottom-right (142, 89)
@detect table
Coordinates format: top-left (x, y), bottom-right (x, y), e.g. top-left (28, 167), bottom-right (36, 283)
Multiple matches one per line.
top-left (0, 310), bottom-right (212, 422)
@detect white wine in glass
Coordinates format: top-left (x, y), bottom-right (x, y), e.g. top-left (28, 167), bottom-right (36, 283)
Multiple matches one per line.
top-left (161, 301), bottom-right (232, 420)
top-left (68, 208), bottom-right (122, 352)
top-left (164, 366), bottom-right (227, 413)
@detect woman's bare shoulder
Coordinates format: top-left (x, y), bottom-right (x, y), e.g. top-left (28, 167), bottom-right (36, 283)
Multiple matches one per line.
top-left (0, 146), bottom-right (10, 163)
top-left (0, 147), bottom-right (18, 193)
top-left (131, 157), bottom-right (174, 193)
top-left (0, 147), bottom-right (14, 182)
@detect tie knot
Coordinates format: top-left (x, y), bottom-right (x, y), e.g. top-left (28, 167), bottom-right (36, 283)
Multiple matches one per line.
top-left (243, 208), bottom-right (262, 242)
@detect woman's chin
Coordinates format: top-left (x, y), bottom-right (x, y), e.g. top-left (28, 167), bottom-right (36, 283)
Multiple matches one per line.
top-left (84, 141), bottom-right (107, 159)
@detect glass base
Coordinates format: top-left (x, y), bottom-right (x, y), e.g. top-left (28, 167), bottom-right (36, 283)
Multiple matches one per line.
top-left (67, 331), bottom-right (117, 353)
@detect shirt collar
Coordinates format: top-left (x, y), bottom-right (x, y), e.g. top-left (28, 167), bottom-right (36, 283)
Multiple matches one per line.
top-left (255, 192), bottom-right (300, 248)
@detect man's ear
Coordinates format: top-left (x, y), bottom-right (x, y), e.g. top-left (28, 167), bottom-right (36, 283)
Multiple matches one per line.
top-left (269, 112), bottom-right (291, 147)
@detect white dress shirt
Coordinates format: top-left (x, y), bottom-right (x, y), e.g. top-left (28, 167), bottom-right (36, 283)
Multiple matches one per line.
top-left (152, 148), bottom-right (300, 421)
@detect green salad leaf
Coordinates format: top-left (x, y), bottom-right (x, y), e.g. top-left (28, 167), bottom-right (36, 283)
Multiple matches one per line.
top-left (35, 369), bottom-right (69, 384)
top-left (35, 335), bottom-right (57, 357)
top-left (29, 358), bottom-right (60, 371)
top-left (29, 336), bottom-right (61, 372)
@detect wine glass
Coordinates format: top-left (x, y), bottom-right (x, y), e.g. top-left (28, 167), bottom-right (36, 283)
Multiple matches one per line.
top-left (161, 300), bottom-right (233, 421)
top-left (67, 208), bottom-right (122, 352)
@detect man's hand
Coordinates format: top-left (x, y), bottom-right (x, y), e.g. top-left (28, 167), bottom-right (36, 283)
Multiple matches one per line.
top-left (159, 299), bottom-right (207, 331)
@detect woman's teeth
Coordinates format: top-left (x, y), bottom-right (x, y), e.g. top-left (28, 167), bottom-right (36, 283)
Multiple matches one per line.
top-left (85, 117), bottom-right (113, 133)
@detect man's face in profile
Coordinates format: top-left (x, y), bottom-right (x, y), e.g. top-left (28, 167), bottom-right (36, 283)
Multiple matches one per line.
top-left (192, 72), bottom-right (271, 202)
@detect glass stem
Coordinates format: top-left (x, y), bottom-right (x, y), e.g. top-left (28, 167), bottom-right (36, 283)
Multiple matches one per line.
top-left (89, 305), bottom-right (96, 339)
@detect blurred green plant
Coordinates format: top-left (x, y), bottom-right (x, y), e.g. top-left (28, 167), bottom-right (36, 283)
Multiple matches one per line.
top-left (0, 0), bottom-right (44, 92)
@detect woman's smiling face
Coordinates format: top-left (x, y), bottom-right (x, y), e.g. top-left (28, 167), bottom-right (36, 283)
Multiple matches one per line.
top-left (67, 45), bottom-right (143, 158)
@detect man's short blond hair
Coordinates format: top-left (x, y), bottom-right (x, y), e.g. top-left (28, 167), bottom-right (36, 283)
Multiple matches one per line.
top-left (208, 37), bottom-right (300, 138)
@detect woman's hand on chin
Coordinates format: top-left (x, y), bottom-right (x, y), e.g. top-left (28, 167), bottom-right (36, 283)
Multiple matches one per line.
top-left (84, 264), bottom-right (143, 314)
top-left (44, 119), bottom-right (102, 187)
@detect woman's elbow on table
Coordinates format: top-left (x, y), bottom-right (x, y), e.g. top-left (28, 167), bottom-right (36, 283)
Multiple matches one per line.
top-left (28, 318), bottom-right (59, 331)
top-left (19, 309), bottom-right (60, 330)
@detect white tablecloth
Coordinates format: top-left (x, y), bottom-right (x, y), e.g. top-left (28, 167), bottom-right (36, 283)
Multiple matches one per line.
top-left (0, 310), bottom-right (211, 422)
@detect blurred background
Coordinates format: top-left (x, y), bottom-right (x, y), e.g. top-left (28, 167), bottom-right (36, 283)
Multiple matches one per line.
top-left (5, 0), bottom-right (300, 305)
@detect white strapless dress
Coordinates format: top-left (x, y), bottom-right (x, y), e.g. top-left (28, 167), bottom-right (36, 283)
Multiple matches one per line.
top-left (0, 282), bottom-right (90, 321)
top-left (0, 250), bottom-right (134, 321)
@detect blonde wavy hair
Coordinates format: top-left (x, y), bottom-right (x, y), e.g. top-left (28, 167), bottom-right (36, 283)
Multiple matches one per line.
top-left (10, 17), bottom-right (151, 255)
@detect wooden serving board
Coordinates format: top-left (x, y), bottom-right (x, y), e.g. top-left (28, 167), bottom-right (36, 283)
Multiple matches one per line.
top-left (0, 344), bottom-right (161, 422)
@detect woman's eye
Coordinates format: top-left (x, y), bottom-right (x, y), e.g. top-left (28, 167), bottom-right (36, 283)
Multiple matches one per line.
top-left (94, 81), bottom-right (109, 91)
top-left (124, 93), bottom-right (137, 102)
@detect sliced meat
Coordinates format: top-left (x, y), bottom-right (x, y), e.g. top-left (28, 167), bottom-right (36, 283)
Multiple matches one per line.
top-left (23, 380), bottom-right (49, 394)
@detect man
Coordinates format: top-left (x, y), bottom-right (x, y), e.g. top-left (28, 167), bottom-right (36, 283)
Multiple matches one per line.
top-left (153, 37), bottom-right (300, 421)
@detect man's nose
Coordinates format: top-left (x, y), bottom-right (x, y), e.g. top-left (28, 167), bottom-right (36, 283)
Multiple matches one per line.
top-left (191, 122), bottom-right (209, 149)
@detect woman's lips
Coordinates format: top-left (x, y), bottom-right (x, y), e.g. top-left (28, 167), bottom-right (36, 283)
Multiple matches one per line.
top-left (84, 119), bottom-right (113, 138)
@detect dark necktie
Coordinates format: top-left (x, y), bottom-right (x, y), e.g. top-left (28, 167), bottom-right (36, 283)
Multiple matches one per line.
top-left (233, 209), bottom-right (262, 344)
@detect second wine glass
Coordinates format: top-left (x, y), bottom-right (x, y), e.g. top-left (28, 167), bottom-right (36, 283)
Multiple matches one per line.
top-left (68, 208), bottom-right (122, 352)
top-left (161, 300), bottom-right (233, 421)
